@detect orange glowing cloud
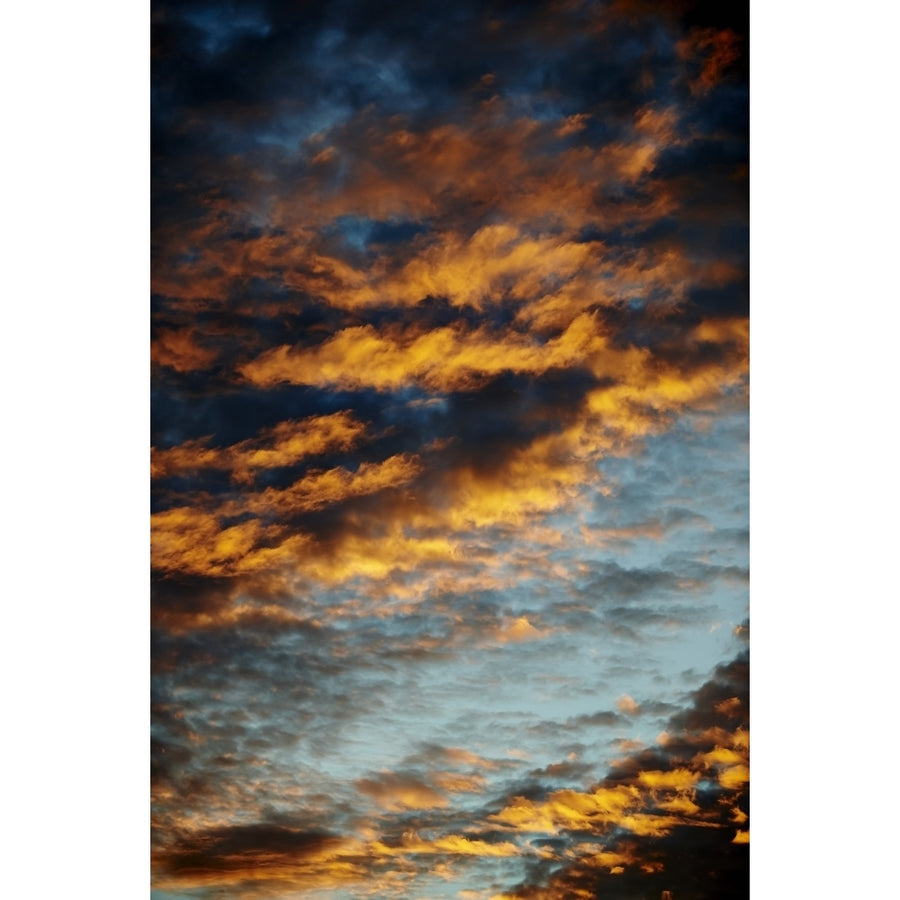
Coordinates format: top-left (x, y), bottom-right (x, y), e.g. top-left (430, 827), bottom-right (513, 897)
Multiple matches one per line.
top-left (180, 207), bottom-right (733, 336)
top-left (152, 451), bottom-right (426, 586)
top-left (154, 329), bottom-right (743, 600)
top-left (154, 276), bottom-right (745, 620)
top-left (356, 774), bottom-right (449, 811)
top-left (701, 747), bottom-right (745, 768)
top-left (491, 785), bottom-right (640, 834)
top-left (678, 28), bottom-right (744, 95)
top-left (150, 506), bottom-right (309, 578)
top-left (221, 453), bottom-right (423, 517)
top-left (439, 747), bottom-right (499, 771)
top-left (335, 224), bottom-right (599, 311)
top-left (239, 311), bottom-right (606, 393)
top-left (494, 615), bottom-right (547, 643)
top-left (431, 430), bottom-right (600, 533)
top-left (583, 348), bottom-right (747, 445)
top-left (658, 794), bottom-right (700, 816)
top-left (151, 411), bottom-right (368, 482)
top-left (490, 764), bottom-right (724, 842)
top-left (731, 806), bottom-right (749, 826)
top-left (282, 109), bottom-right (673, 234)
top-left (717, 764), bottom-right (750, 790)
top-left (714, 696), bottom-right (744, 718)
top-left (636, 769), bottom-right (700, 792)
top-left (695, 729), bottom-right (749, 790)
top-left (152, 328), bottom-right (219, 372)
top-left (239, 314), bottom-right (745, 481)
top-left (573, 847), bottom-right (636, 871)
top-left (297, 524), bottom-right (462, 586)
top-left (154, 99), bottom-right (696, 314)
top-left (371, 831), bottom-right (520, 858)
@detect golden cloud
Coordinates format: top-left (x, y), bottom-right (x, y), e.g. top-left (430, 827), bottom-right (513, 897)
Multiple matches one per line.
top-left (151, 411), bottom-right (368, 482)
top-left (239, 312), bottom-right (606, 392)
top-left (494, 615), bottom-right (548, 644)
top-left (718, 764), bottom-right (750, 790)
top-left (222, 453), bottom-right (423, 517)
top-left (153, 97), bottom-right (704, 317)
top-left (150, 506), bottom-right (309, 578)
top-left (372, 831), bottom-right (520, 858)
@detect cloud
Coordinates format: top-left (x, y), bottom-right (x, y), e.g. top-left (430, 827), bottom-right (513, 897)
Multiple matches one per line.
top-left (151, 410), bottom-right (369, 482)
top-left (152, 824), bottom-right (363, 892)
top-left (494, 615), bottom-right (548, 644)
top-left (406, 745), bottom-right (500, 772)
top-left (356, 772), bottom-right (450, 811)
top-left (678, 27), bottom-right (745, 96)
top-left (151, 449), bottom-right (430, 589)
top-left (430, 772), bottom-right (489, 794)
top-left (567, 710), bottom-right (627, 729)
top-left (371, 831), bottom-right (520, 858)
top-left (220, 453), bottom-right (423, 516)
top-left (152, 327), bottom-right (220, 372)
top-left (238, 312), bottom-right (605, 392)
top-left (150, 506), bottom-right (310, 578)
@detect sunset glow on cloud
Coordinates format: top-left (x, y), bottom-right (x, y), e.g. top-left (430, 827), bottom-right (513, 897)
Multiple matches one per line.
top-left (152, 0), bottom-right (748, 896)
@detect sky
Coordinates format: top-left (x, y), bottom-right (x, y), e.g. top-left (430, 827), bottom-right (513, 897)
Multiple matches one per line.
top-left (151, 1), bottom-right (749, 897)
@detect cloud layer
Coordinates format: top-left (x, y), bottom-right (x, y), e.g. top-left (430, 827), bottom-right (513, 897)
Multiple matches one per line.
top-left (152, 0), bottom-right (748, 896)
